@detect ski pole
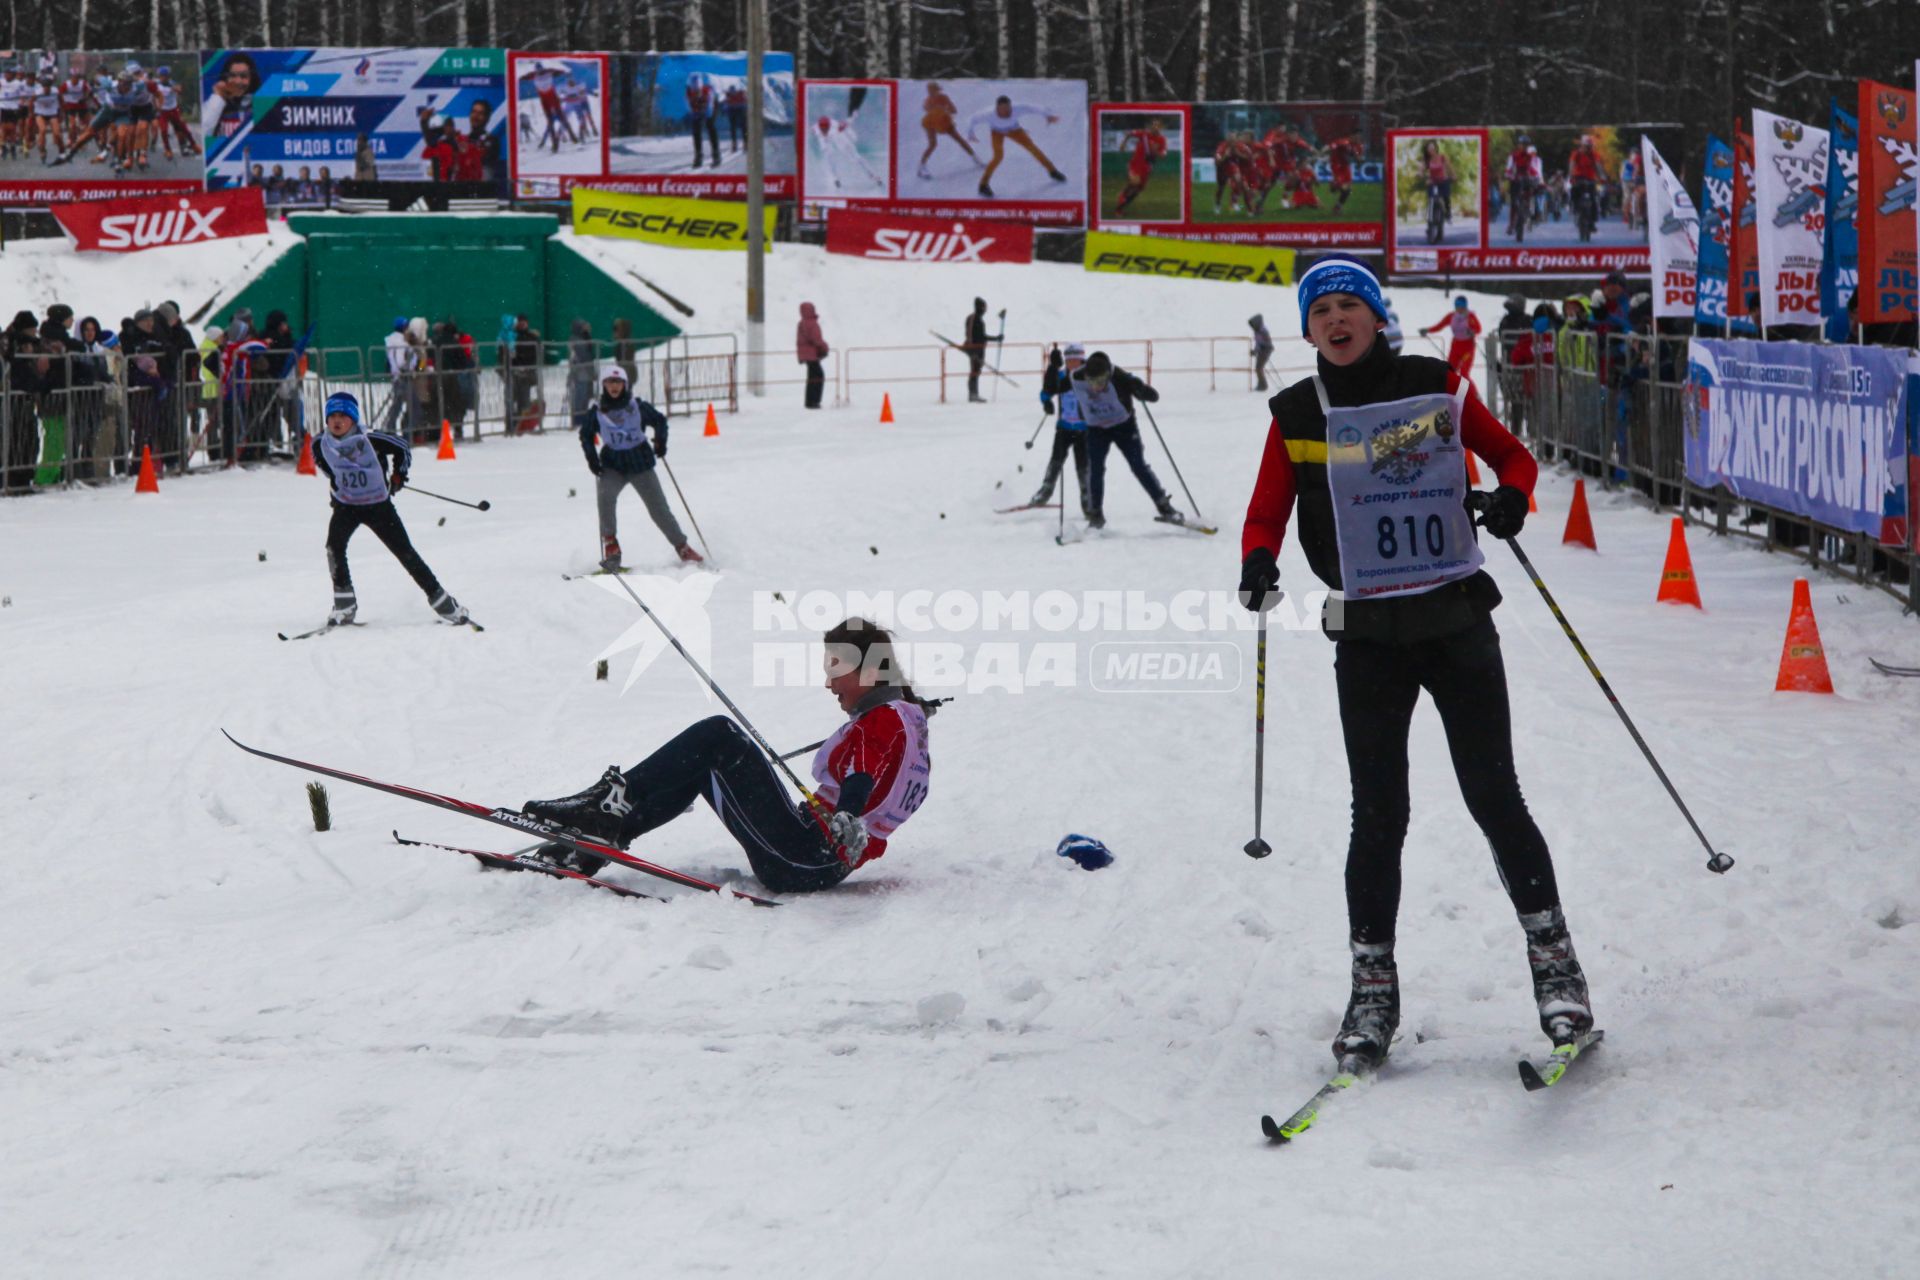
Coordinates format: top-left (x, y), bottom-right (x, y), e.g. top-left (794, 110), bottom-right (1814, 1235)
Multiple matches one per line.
top-left (1024, 410), bottom-right (1048, 449)
top-left (1139, 401), bottom-right (1205, 521)
top-left (660, 457), bottom-right (713, 563)
top-left (405, 485), bottom-right (491, 511)
top-left (1499, 531), bottom-right (1733, 875)
top-left (606, 574), bottom-right (815, 802)
top-left (1244, 610), bottom-right (1272, 858)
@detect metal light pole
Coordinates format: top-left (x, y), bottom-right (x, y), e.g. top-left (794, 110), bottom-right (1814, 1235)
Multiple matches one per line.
top-left (745, 0), bottom-right (767, 397)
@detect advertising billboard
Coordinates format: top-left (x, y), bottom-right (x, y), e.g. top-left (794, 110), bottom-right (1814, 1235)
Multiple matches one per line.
top-left (508, 53), bottom-right (608, 194)
top-left (0, 49), bottom-right (203, 203)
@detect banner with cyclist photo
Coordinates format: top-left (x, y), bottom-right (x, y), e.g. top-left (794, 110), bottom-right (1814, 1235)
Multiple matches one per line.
top-left (507, 53), bottom-right (608, 196)
top-left (201, 48), bottom-right (510, 202)
top-left (1093, 101), bottom-right (1381, 247)
top-left (1385, 128), bottom-right (1485, 273)
top-left (583, 51), bottom-right (795, 201)
top-left (0, 49), bottom-right (203, 203)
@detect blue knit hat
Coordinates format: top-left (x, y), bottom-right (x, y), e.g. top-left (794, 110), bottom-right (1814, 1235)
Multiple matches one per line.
top-left (1056, 833), bottom-right (1114, 871)
top-left (323, 392), bottom-right (361, 425)
top-left (1296, 254), bottom-right (1389, 332)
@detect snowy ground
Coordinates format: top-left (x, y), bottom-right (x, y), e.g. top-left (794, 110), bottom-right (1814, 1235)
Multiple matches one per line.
top-left (4, 243), bottom-right (1920, 1278)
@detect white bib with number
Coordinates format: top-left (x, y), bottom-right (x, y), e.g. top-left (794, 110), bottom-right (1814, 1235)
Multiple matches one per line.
top-left (1318, 378), bottom-right (1483, 601)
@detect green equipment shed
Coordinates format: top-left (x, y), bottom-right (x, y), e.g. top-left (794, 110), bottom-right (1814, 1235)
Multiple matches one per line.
top-left (214, 212), bottom-right (677, 363)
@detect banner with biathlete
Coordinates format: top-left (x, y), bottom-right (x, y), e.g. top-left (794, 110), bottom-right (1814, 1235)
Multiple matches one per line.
top-left (0, 48), bottom-right (202, 203)
top-left (797, 77), bottom-right (1089, 226)
top-left (1385, 124), bottom-right (1672, 276)
top-left (1686, 339), bottom-right (1910, 546)
top-left (1087, 101), bottom-right (1383, 248)
top-left (515, 51), bottom-right (796, 200)
top-left (201, 48), bottom-right (511, 203)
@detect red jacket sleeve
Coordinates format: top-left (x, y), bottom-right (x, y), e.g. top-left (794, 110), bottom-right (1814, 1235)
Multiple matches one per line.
top-left (1451, 370), bottom-right (1537, 493)
top-left (1242, 417), bottom-right (1298, 558)
top-left (831, 704), bottom-right (910, 816)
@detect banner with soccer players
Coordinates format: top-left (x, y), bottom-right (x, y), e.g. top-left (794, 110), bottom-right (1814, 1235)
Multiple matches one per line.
top-left (201, 48), bottom-right (510, 202)
top-left (1856, 79), bottom-right (1917, 326)
top-left (507, 53), bottom-right (608, 196)
top-left (0, 49), bottom-right (203, 204)
top-left (798, 78), bottom-right (1088, 226)
top-left (1089, 101), bottom-right (1382, 248)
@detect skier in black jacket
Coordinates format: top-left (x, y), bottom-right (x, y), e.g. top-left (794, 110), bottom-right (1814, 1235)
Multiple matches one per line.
top-left (1069, 350), bottom-right (1186, 529)
top-left (576, 363), bottom-right (701, 571)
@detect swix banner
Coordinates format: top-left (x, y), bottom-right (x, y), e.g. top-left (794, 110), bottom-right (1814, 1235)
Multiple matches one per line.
top-left (1752, 109), bottom-right (1830, 329)
top-left (1641, 137), bottom-right (1698, 319)
top-left (824, 207), bottom-right (1034, 263)
top-left (1856, 79), bottom-right (1917, 325)
top-left (53, 186), bottom-right (268, 252)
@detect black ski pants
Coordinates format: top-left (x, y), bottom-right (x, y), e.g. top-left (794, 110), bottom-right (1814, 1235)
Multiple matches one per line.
top-left (1086, 419), bottom-right (1168, 514)
top-left (326, 499), bottom-right (442, 599)
top-left (1334, 615), bottom-right (1561, 945)
top-left (618, 716), bottom-right (847, 894)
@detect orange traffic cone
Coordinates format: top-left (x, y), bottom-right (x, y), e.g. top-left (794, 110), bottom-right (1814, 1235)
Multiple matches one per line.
top-left (879, 393), bottom-right (895, 424)
top-left (1528, 490), bottom-right (1538, 513)
top-left (1562, 477), bottom-right (1596, 549)
top-left (1775, 578), bottom-right (1834, 693)
top-left (134, 445), bottom-right (160, 494)
top-left (703, 404), bottom-right (719, 437)
top-left (436, 419), bottom-right (457, 460)
top-left (1655, 517), bottom-right (1702, 608)
top-left (296, 431), bottom-right (316, 476)
top-left (1465, 451), bottom-right (1482, 485)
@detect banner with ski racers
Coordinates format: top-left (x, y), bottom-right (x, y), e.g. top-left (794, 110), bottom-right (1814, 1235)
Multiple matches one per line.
top-left (507, 52), bottom-right (609, 196)
top-left (0, 47), bottom-right (203, 203)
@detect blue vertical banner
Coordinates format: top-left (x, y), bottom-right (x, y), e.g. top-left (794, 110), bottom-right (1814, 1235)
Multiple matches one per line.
top-left (1695, 135), bottom-right (1756, 335)
top-left (1686, 339), bottom-right (1909, 543)
top-left (1822, 100), bottom-right (1860, 343)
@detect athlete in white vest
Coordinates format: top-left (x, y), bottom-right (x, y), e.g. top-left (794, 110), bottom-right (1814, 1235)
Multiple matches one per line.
top-left (575, 363), bottom-right (702, 570)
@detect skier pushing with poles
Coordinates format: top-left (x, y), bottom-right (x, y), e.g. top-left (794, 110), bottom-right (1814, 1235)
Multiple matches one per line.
top-left (1030, 342), bottom-right (1091, 516)
top-left (519, 617), bottom-right (935, 893)
top-left (1237, 254), bottom-right (1594, 1078)
top-left (307, 392), bottom-right (472, 631)
top-left (577, 362), bottom-right (703, 571)
top-left (1071, 350), bottom-right (1187, 530)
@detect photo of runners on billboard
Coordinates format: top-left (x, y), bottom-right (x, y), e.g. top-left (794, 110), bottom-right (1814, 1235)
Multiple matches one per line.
top-left (602, 51), bottom-right (795, 198)
top-left (0, 49), bottom-right (203, 202)
top-left (1093, 106), bottom-right (1186, 224)
top-left (509, 53), bottom-right (607, 189)
top-left (1486, 125), bottom-right (1652, 249)
top-left (202, 48), bottom-right (509, 202)
top-left (1187, 102), bottom-right (1382, 245)
top-left (799, 81), bottom-right (893, 211)
top-left (893, 78), bottom-right (1086, 212)
top-left (1390, 130), bottom-right (1484, 249)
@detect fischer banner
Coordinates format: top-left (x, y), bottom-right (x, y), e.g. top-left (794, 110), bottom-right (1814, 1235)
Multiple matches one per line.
top-left (1687, 339), bottom-right (1909, 544)
top-left (824, 208), bottom-right (1033, 263)
top-left (1751, 109), bottom-right (1829, 329)
top-left (570, 186), bottom-right (776, 248)
top-left (1082, 230), bottom-right (1294, 284)
top-left (1641, 137), bottom-right (1698, 319)
top-left (53, 186), bottom-right (268, 252)
top-left (1856, 79), bottom-right (1917, 325)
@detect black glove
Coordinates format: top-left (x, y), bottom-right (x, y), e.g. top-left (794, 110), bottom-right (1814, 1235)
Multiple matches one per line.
top-left (587, 457), bottom-right (603, 477)
top-left (387, 470), bottom-right (406, 494)
top-left (652, 439), bottom-right (666, 458)
top-left (1239, 547), bottom-right (1280, 612)
top-left (1138, 384), bottom-right (1160, 403)
top-left (1477, 484), bottom-right (1529, 539)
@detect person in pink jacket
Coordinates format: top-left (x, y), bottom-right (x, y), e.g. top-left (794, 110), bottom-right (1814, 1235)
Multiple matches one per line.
top-left (796, 301), bottom-right (828, 409)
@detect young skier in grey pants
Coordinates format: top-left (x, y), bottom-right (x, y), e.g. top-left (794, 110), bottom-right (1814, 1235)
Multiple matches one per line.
top-left (576, 362), bottom-right (703, 569)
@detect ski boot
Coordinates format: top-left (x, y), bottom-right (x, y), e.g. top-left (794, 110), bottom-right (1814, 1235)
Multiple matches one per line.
top-left (600, 535), bottom-right (622, 573)
top-left (1086, 508), bottom-right (1107, 529)
top-left (1028, 480), bottom-right (1055, 507)
top-left (430, 591), bottom-right (469, 625)
top-left (522, 765), bottom-right (637, 877)
top-left (327, 592), bottom-right (358, 627)
top-left (1332, 939), bottom-right (1399, 1068)
top-left (1154, 495), bottom-right (1186, 525)
top-left (1521, 906), bottom-right (1594, 1045)
top-left (675, 542), bottom-right (704, 564)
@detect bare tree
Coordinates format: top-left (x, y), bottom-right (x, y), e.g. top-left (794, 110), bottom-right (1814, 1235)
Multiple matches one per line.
top-left (1034, 0), bottom-right (1050, 77)
top-left (1193, 0), bottom-right (1208, 97)
top-left (1087, 0), bottom-right (1108, 100)
top-left (1276, 0), bottom-right (1298, 100)
top-left (258, 0), bottom-right (270, 44)
top-left (896, 0), bottom-right (911, 78)
top-left (686, 0), bottom-right (705, 49)
top-left (795, 0), bottom-right (809, 75)
top-left (1235, 0), bottom-right (1249, 98)
top-left (997, 0), bottom-right (1010, 78)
